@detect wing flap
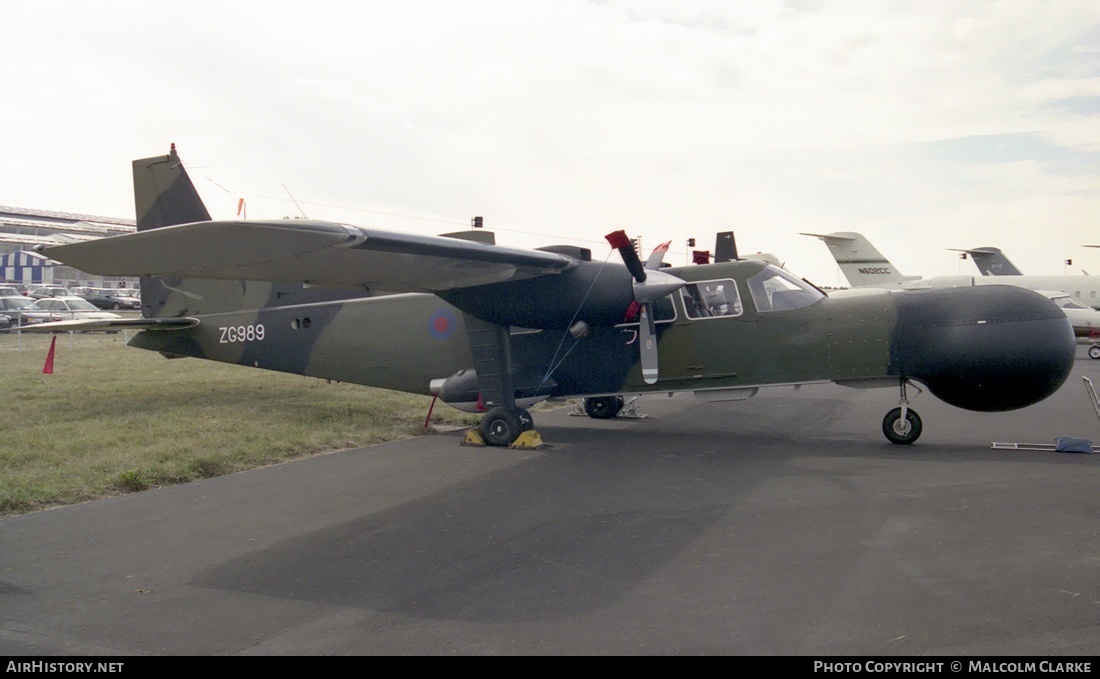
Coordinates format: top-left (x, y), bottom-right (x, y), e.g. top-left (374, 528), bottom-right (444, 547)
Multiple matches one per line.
top-left (37, 220), bottom-right (578, 292)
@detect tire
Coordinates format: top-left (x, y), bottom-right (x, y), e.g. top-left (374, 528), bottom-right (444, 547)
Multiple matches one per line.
top-left (479, 407), bottom-right (522, 447)
top-left (584, 396), bottom-right (621, 420)
top-left (111, 302), bottom-right (121, 310)
top-left (1089, 345), bottom-right (1100, 360)
top-left (882, 407), bottom-right (922, 445)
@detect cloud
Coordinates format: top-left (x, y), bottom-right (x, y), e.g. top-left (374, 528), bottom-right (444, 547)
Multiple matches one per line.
top-left (0, 1), bottom-right (1097, 283)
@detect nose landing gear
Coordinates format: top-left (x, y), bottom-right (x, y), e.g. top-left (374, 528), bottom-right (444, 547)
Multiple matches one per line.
top-left (883, 379), bottom-right (923, 445)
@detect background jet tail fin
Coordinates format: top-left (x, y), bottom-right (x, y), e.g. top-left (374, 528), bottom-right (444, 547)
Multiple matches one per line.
top-left (802, 231), bottom-right (909, 287)
top-left (948, 247), bottom-right (1024, 276)
top-left (133, 143), bottom-right (211, 232)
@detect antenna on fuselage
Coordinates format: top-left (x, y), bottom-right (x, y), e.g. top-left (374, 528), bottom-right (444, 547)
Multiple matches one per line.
top-left (282, 183), bottom-right (308, 219)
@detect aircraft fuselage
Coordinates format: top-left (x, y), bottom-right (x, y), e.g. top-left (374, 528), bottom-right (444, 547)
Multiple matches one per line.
top-left (127, 260), bottom-right (1075, 415)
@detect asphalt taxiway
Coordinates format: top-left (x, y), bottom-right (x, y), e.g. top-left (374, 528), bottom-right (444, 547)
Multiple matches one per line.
top-left (2, 348), bottom-right (1099, 656)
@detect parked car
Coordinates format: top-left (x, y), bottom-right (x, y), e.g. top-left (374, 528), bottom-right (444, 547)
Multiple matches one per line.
top-left (0, 296), bottom-right (63, 328)
top-left (35, 297), bottom-right (123, 322)
top-left (0, 285), bottom-right (24, 298)
top-left (28, 285), bottom-right (75, 300)
top-left (79, 288), bottom-right (142, 310)
top-left (2, 282), bottom-right (31, 296)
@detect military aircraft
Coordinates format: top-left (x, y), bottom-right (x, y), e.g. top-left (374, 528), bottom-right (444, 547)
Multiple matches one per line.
top-left (946, 247), bottom-right (1023, 276)
top-left (25, 146), bottom-right (1076, 447)
top-left (804, 231), bottom-right (1100, 311)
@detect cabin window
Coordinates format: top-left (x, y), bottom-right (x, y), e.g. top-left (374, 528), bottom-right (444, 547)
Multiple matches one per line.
top-left (681, 279), bottom-right (742, 319)
top-left (746, 265), bottom-right (824, 313)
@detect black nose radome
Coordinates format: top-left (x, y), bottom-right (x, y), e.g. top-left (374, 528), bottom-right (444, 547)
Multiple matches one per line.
top-left (890, 286), bottom-right (1075, 412)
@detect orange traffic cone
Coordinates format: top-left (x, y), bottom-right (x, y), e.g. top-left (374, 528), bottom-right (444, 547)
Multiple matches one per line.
top-left (42, 336), bottom-right (56, 374)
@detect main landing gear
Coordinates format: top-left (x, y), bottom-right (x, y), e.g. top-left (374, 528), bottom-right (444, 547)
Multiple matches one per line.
top-left (477, 407), bottom-right (535, 447)
top-left (583, 395), bottom-right (625, 419)
top-left (571, 395), bottom-right (648, 420)
top-left (465, 407), bottom-right (542, 449)
top-left (882, 379), bottom-right (923, 445)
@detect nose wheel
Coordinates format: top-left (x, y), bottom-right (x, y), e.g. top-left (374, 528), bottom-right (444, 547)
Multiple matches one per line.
top-left (883, 407), bottom-right (922, 444)
top-left (883, 379), bottom-right (923, 445)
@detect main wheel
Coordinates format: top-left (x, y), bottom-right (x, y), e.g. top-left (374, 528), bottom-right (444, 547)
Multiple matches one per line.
top-left (882, 407), bottom-right (922, 445)
top-left (584, 396), bottom-right (621, 420)
top-left (1089, 345), bottom-right (1100, 360)
top-left (480, 407), bottom-right (523, 447)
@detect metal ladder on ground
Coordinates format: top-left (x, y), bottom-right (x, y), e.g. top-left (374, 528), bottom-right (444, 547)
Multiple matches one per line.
top-left (991, 377), bottom-right (1100, 451)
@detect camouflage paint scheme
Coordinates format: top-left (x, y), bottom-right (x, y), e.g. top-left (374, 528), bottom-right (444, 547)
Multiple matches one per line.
top-left (29, 146), bottom-right (1077, 445)
top-left (125, 263), bottom-right (1071, 413)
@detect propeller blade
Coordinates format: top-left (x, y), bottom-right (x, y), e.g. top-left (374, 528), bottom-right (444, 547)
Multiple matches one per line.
top-left (606, 230), bottom-right (647, 282)
top-left (607, 231), bottom-right (682, 383)
top-left (638, 302), bottom-right (658, 384)
top-left (645, 241), bottom-right (671, 270)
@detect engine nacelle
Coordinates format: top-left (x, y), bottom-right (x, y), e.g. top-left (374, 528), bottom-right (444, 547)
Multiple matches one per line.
top-left (430, 369), bottom-right (553, 413)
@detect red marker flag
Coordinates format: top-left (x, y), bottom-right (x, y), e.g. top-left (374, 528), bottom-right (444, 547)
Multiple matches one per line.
top-left (42, 335), bottom-right (56, 374)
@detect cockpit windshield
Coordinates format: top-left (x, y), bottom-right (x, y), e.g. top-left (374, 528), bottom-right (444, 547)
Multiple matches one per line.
top-left (745, 265), bottom-right (825, 312)
top-left (1050, 294), bottom-right (1090, 311)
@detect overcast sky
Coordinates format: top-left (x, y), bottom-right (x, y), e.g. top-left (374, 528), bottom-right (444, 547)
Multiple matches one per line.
top-left (1, 1), bottom-right (1097, 286)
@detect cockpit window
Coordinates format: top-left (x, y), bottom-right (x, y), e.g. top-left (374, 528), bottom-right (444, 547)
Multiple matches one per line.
top-left (681, 279), bottom-right (743, 319)
top-left (746, 265), bottom-right (825, 312)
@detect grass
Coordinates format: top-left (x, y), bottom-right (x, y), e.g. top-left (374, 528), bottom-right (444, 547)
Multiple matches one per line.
top-left (0, 331), bottom-right (485, 516)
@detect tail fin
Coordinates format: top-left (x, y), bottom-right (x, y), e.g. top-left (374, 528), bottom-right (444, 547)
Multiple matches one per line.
top-left (714, 231), bottom-right (738, 262)
top-left (948, 247), bottom-right (1023, 276)
top-left (801, 231), bottom-right (920, 287)
top-left (133, 143), bottom-right (211, 231)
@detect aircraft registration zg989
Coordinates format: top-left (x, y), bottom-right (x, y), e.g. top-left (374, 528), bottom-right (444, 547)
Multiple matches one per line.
top-left (27, 145), bottom-right (1076, 447)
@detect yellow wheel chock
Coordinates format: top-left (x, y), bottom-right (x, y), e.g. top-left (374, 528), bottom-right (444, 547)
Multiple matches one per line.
top-left (460, 428), bottom-right (544, 449)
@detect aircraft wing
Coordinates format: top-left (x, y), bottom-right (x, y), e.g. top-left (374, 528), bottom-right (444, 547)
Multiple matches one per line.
top-left (34, 220), bottom-right (579, 293)
top-left (18, 317), bottom-right (200, 333)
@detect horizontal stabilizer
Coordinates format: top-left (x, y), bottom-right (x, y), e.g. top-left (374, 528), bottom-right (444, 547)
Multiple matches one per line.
top-left (17, 317), bottom-right (200, 333)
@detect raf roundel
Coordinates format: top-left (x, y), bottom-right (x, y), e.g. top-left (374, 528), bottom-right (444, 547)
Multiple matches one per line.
top-left (428, 308), bottom-right (457, 340)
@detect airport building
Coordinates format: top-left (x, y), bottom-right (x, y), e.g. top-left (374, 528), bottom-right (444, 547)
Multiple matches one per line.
top-left (0, 205), bottom-right (137, 289)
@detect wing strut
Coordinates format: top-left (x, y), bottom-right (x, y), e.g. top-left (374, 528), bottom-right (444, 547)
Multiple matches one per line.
top-left (463, 314), bottom-right (517, 413)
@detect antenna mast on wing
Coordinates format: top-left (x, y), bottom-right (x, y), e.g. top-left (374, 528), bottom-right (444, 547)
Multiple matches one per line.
top-left (282, 183), bottom-right (308, 219)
